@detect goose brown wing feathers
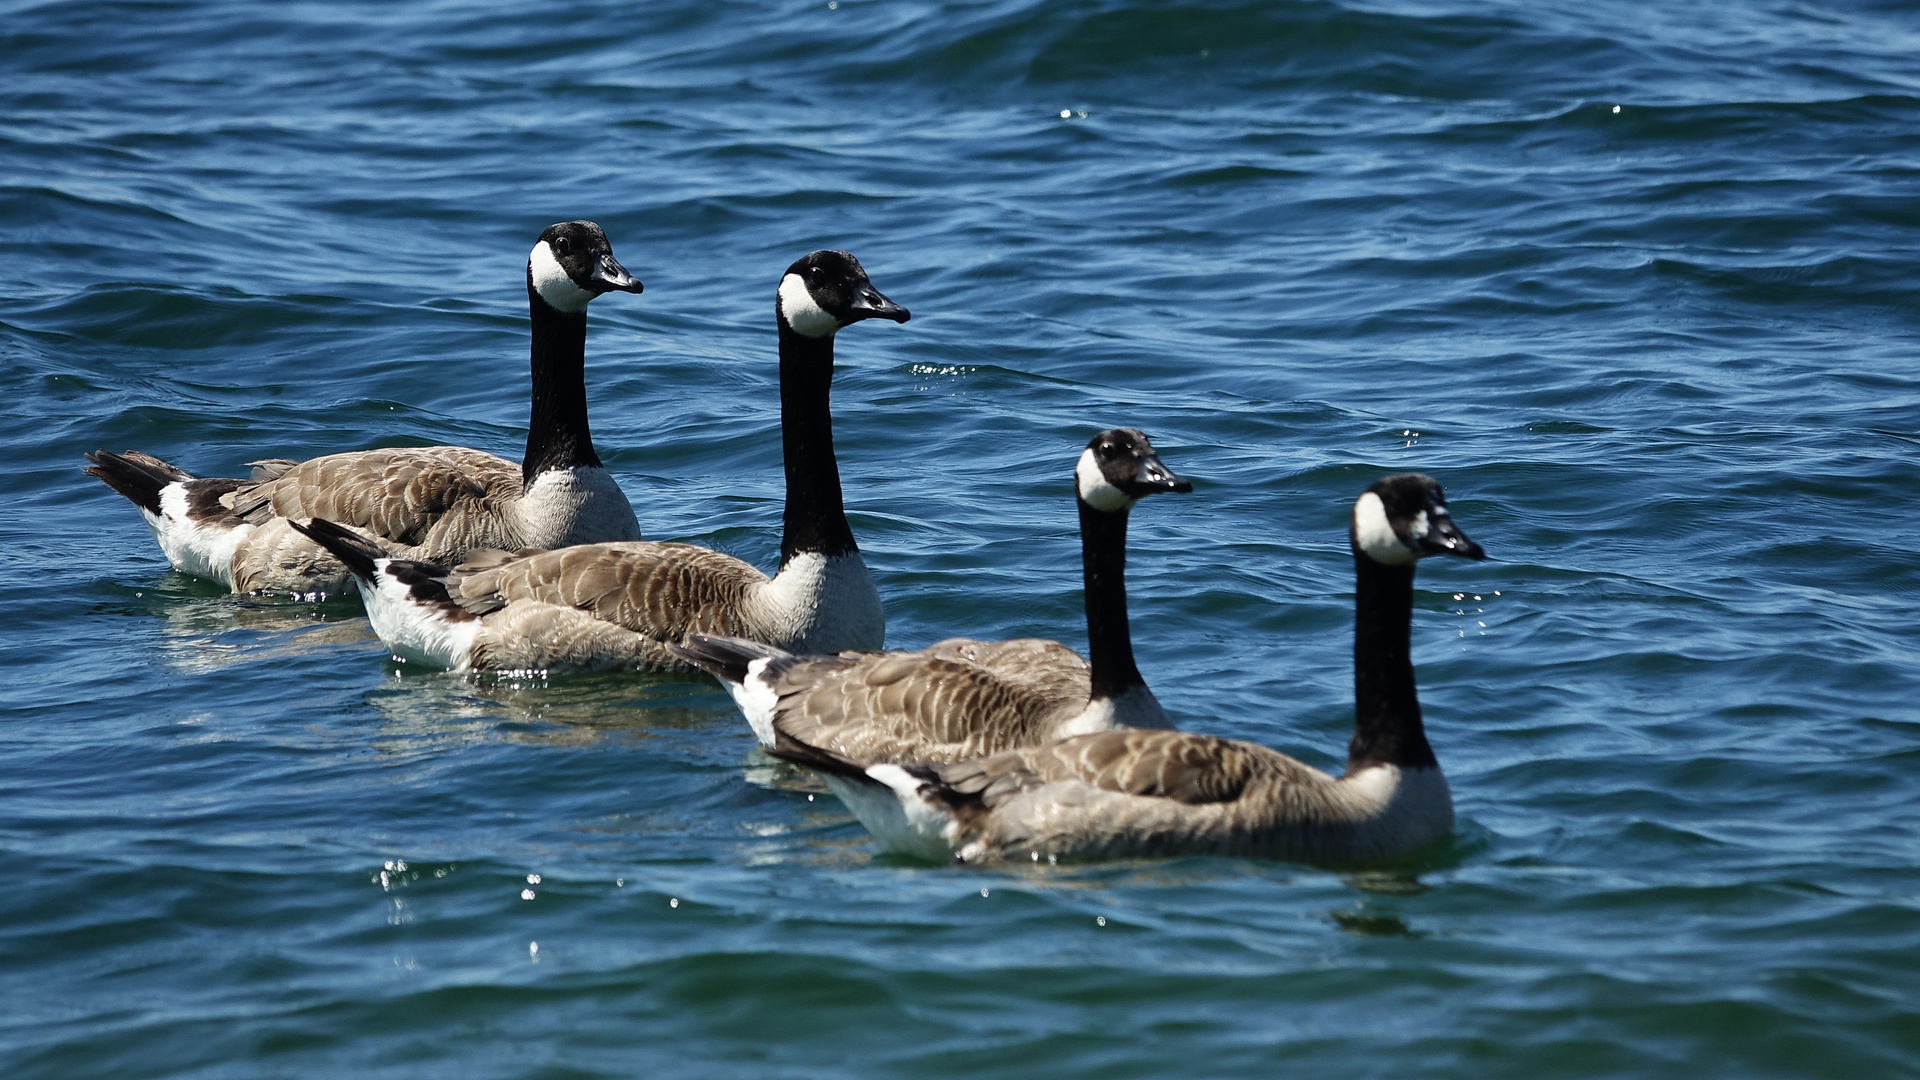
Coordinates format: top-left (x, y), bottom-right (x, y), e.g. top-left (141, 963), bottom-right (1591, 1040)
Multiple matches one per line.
top-left (226, 447), bottom-right (521, 548)
top-left (765, 637), bottom-right (1091, 764)
top-left (915, 637), bottom-right (1091, 697)
top-left (937, 730), bottom-right (1312, 809)
top-left (447, 542), bottom-right (771, 640)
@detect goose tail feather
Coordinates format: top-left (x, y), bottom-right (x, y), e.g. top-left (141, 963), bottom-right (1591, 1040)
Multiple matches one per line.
top-left (667, 633), bottom-right (793, 686)
top-left (84, 450), bottom-right (192, 515)
top-left (288, 517), bottom-right (386, 584)
top-left (769, 725), bottom-right (963, 861)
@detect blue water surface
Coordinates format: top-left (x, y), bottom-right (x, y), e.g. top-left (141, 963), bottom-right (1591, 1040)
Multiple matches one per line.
top-left (3, 0), bottom-right (1919, 1076)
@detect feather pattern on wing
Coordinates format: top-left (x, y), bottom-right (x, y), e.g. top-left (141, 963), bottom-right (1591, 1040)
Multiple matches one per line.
top-left (466, 600), bottom-right (698, 672)
top-left (212, 447), bottom-right (639, 596)
top-left (227, 447), bottom-right (522, 549)
top-left (764, 637), bottom-right (1095, 764)
top-left (446, 542), bottom-right (773, 641)
top-left (896, 729), bottom-right (1451, 864)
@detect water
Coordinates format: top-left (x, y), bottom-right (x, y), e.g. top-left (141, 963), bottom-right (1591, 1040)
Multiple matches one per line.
top-left (5, 0), bottom-right (1919, 1075)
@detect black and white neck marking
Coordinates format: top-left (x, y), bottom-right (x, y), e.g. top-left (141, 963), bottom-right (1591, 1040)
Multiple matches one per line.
top-left (1344, 474), bottom-right (1485, 773)
top-left (529, 241), bottom-right (596, 314)
top-left (1072, 429), bottom-right (1192, 703)
top-left (520, 220), bottom-right (642, 486)
top-left (777, 273), bottom-right (842, 339)
top-left (772, 250), bottom-right (909, 568)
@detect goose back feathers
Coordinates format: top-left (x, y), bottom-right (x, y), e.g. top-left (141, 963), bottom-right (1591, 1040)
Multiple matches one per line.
top-left (84, 221), bottom-right (643, 597)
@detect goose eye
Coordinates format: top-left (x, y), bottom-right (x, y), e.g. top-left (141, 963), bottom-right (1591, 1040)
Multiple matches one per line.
top-left (553, 237), bottom-right (572, 257)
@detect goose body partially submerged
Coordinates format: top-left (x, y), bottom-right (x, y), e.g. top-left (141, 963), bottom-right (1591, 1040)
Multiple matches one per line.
top-left (85, 221), bottom-right (644, 597)
top-left (770, 474), bottom-right (1488, 865)
top-left (291, 250), bottom-right (909, 671)
top-left (670, 427), bottom-right (1192, 759)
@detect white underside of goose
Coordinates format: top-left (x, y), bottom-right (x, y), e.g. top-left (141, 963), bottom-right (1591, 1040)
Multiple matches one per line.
top-left (147, 483), bottom-right (249, 589)
top-left (358, 561), bottom-right (481, 670)
top-left (730, 657), bottom-right (787, 747)
top-left (829, 766), bottom-right (958, 862)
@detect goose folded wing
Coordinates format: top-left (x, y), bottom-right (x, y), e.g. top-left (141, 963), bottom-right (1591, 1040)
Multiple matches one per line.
top-left (916, 637), bottom-right (1090, 696)
top-left (937, 730), bottom-right (1301, 809)
top-left (768, 646), bottom-right (1090, 764)
top-left (446, 542), bottom-right (769, 639)
top-left (225, 447), bottom-right (519, 544)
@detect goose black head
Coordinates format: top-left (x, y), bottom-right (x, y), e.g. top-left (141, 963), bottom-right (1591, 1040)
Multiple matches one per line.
top-left (527, 220), bottom-right (642, 314)
top-left (1350, 473), bottom-right (1484, 565)
top-left (777, 250), bottom-right (910, 339)
top-left (1075, 428), bottom-right (1193, 513)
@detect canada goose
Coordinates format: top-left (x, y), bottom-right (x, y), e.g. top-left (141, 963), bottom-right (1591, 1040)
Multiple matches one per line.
top-left (767, 473), bottom-right (1487, 864)
top-left (668, 427), bottom-right (1192, 759)
top-left (83, 220), bottom-right (644, 597)
top-left (289, 250), bottom-right (909, 671)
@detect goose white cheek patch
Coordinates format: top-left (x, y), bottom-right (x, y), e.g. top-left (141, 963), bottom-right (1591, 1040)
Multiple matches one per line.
top-left (529, 241), bottom-right (595, 312)
top-left (1075, 448), bottom-right (1133, 512)
top-left (779, 273), bottom-right (840, 338)
top-left (1353, 491), bottom-right (1419, 565)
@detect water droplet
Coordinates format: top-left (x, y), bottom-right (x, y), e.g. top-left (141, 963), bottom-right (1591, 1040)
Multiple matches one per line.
top-left (521, 888), bottom-right (535, 900)
top-left (526, 873), bottom-right (541, 884)
top-left (1060, 109), bottom-right (1071, 119)
top-left (1612, 104), bottom-right (1621, 114)
top-left (807, 794), bottom-right (814, 801)
top-left (615, 878), bottom-right (624, 887)
top-left (529, 941), bottom-right (539, 956)
top-left (1096, 916), bottom-right (1107, 926)
top-left (980, 888), bottom-right (990, 898)
top-left (1031, 851), bottom-right (1040, 861)
top-left (670, 897), bottom-right (679, 908)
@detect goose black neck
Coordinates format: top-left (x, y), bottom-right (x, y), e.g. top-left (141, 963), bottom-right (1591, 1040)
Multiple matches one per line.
top-left (777, 323), bottom-right (857, 566)
top-left (1079, 499), bottom-right (1145, 701)
top-left (522, 290), bottom-right (602, 485)
top-left (1346, 554), bottom-right (1438, 772)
